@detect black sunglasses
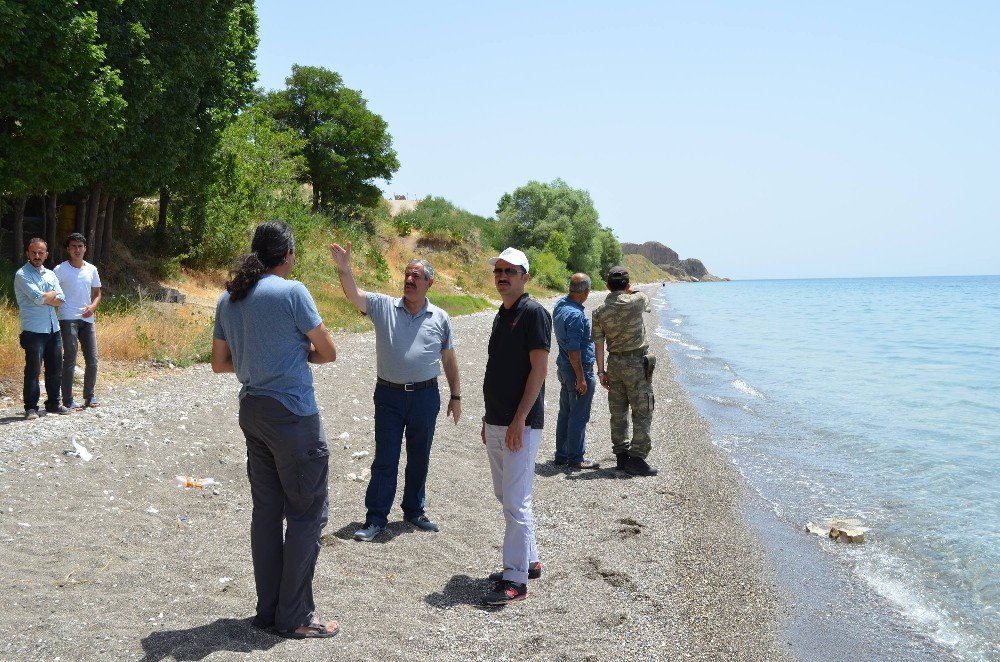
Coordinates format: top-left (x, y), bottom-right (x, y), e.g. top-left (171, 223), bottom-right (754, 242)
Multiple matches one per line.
top-left (493, 267), bottom-right (523, 276)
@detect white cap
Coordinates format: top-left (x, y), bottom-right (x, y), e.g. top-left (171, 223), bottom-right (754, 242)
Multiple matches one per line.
top-left (488, 247), bottom-right (530, 273)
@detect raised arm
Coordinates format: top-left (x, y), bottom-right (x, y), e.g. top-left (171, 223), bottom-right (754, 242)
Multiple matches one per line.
top-left (329, 241), bottom-right (368, 313)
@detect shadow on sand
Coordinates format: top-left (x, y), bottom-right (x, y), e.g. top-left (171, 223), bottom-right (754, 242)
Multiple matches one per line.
top-left (326, 519), bottom-right (412, 544)
top-left (139, 617), bottom-right (281, 661)
top-left (425, 574), bottom-right (493, 610)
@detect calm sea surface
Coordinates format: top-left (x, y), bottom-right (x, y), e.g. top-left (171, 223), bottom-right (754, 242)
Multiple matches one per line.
top-left (655, 276), bottom-right (999, 661)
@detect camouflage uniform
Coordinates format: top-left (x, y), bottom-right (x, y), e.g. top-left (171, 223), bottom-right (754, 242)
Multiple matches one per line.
top-left (592, 291), bottom-right (653, 459)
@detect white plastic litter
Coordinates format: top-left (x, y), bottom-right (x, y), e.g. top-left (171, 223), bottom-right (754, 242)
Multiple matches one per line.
top-left (71, 437), bottom-right (93, 462)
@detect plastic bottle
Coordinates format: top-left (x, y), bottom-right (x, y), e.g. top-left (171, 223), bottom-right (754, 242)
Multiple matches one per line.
top-left (175, 475), bottom-right (216, 489)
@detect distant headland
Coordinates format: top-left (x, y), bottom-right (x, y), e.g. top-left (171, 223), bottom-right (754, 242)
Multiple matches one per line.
top-left (620, 241), bottom-right (727, 283)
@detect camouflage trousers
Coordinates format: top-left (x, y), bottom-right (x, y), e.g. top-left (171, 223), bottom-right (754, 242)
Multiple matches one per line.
top-left (606, 355), bottom-right (654, 459)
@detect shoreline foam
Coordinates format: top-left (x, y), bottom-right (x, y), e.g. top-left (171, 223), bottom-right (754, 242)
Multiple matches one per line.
top-left (652, 284), bottom-right (958, 660)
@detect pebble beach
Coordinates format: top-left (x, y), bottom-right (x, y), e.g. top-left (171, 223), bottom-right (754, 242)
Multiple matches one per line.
top-left (0, 292), bottom-right (792, 661)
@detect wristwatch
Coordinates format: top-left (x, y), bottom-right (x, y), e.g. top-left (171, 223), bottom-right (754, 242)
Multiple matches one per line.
top-left (450, 395), bottom-right (461, 401)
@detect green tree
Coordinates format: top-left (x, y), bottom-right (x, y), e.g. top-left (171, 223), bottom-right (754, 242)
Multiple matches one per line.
top-left (544, 230), bottom-right (571, 264)
top-left (190, 102), bottom-right (307, 265)
top-left (597, 226), bottom-right (623, 279)
top-left (83, 0), bottom-right (258, 243)
top-left (268, 65), bottom-right (399, 211)
top-left (0, 0), bottom-right (123, 258)
top-left (496, 179), bottom-right (604, 276)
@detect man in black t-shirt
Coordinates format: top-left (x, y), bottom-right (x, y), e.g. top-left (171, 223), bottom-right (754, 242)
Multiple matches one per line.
top-left (481, 247), bottom-right (552, 606)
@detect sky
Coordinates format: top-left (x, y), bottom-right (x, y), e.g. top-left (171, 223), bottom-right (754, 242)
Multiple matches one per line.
top-left (254, 1), bottom-right (999, 280)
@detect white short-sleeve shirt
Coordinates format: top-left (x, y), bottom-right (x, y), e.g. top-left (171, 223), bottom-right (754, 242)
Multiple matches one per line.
top-left (54, 261), bottom-right (102, 323)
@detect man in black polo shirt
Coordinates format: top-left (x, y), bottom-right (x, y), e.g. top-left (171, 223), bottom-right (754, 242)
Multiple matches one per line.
top-left (481, 247), bottom-right (552, 606)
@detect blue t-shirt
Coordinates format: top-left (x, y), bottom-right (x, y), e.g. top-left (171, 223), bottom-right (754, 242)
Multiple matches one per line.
top-left (213, 275), bottom-right (324, 416)
top-left (365, 292), bottom-right (453, 384)
top-left (553, 296), bottom-right (596, 369)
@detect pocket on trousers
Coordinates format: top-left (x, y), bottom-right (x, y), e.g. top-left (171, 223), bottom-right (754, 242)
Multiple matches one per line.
top-left (647, 392), bottom-right (655, 412)
top-left (295, 445), bottom-right (330, 501)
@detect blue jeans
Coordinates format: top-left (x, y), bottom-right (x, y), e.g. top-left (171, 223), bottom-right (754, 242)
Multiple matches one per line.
top-left (554, 362), bottom-right (596, 464)
top-left (365, 383), bottom-right (441, 527)
top-left (20, 330), bottom-right (62, 412)
top-left (60, 320), bottom-right (98, 406)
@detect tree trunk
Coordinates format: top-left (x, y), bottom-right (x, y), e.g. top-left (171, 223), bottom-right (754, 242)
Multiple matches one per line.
top-left (46, 193), bottom-right (59, 266)
top-left (86, 183), bottom-right (102, 249)
top-left (94, 192), bottom-right (110, 261)
top-left (41, 194), bottom-right (50, 254)
top-left (13, 196), bottom-right (27, 260)
top-left (99, 197), bottom-right (117, 265)
top-left (104, 197), bottom-right (128, 264)
top-left (75, 194), bottom-right (87, 233)
top-left (312, 186), bottom-right (320, 211)
top-left (157, 186), bottom-right (170, 238)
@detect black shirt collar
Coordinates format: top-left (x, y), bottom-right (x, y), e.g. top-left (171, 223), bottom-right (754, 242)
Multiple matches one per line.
top-left (499, 292), bottom-right (530, 314)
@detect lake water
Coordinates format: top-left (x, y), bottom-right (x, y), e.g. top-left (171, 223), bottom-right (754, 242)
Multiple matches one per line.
top-left (654, 276), bottom-right (999, 661)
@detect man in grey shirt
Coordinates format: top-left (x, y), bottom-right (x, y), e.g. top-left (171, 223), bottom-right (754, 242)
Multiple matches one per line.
top-left (330, 241), bottom-right (461, 542)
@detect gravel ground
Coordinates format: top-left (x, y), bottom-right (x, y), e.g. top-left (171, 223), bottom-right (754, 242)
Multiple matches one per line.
top-left (0, 290), bottom-right (792, 661)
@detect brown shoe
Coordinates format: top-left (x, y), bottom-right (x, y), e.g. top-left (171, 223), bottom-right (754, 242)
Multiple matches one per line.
top-left (277, 618), bottom-right (341, 639)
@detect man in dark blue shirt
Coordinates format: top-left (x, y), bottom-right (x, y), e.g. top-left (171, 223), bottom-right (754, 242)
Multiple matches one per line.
top-left (552, 273), bottom-right (599, 469)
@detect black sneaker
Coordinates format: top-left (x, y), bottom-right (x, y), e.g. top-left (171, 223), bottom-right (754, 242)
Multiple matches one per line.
top-left (624, 456), bottom-right (659, 477)
top-left (483, 580), bottom-right (528, 605)
top-left (46, 405), bottom-right (71, 415)
top-left (615, 452), bottom-right (630, 470)
top-left (24, 409), bottom-right (39, 420)
top-left (488, 561), bottom-right (542, 582)
top-left (405, 515), bottom-right (440, 532)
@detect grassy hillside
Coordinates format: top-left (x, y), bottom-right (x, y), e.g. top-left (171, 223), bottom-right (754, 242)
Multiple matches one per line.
top-left (623, 253), bottom-right (675, 284)
top-left (0, 221), bottom-right (562, 395)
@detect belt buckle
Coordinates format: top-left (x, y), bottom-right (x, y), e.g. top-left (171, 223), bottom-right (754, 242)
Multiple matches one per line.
top-left (404, 383), bottom-right (415, 392)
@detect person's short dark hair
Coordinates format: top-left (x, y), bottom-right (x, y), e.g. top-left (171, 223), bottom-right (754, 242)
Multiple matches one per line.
top-left (64, 232), bottom-right (87, 249)
top-left (607, 266), bottom-right (630, 291)
top-left (26, 237), bottom-right (46, 251)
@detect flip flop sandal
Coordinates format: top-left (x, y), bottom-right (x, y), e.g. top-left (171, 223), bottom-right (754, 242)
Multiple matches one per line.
top-left (277, 619), bottom-right (340, 639)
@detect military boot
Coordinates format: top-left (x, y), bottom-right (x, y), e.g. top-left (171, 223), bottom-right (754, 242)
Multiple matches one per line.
top-left (624, 456), bottom-right (658, 477)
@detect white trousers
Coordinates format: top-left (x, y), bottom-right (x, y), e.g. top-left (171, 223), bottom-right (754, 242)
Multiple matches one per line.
top-left (484, 423), bottom-right (541, 585)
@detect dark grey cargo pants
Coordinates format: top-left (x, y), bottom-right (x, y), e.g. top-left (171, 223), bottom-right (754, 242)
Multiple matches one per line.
top-left (239, 395), bottom-right (330, 632)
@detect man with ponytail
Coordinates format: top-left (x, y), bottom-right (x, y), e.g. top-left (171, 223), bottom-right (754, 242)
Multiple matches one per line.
top-left (212, 220), bottom-right (340, 639)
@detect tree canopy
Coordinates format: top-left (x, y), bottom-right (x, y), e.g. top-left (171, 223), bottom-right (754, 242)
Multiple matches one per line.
top-left (1, 0), bottom-right (258, 261)
top-left (267, 65), bottom-right (399, 211)
top-left (0, 0), bottom-right (123, 197)
top-left (495, 179), bottom-right (622, 282)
